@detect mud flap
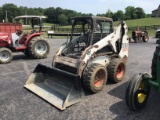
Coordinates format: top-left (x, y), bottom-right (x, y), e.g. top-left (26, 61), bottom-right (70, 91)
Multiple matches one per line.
top-left (24, 64), bottom-right (84, 110)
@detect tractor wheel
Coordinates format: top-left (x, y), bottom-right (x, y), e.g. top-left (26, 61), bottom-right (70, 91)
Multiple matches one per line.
top-left (28, 37), bottom-right (50, 59)
top-left (151, 46), bottom-right (160, 80)
top-left (135, 37), bottom-right (138, 43)
top-left (108, 58), bottom-right (126, 83)
top-left (83, 63), bottom-right (107, 93)
top-left (143, 32), bottom-right (149, 42)
top-left (125, 73), bottom-right (150, 111)
top-left (23, 49), bottom-right (31, 56)
top-left (129, 37), bottom-right (131, 43)
top-left (0, 47), bottom-right (13, 64)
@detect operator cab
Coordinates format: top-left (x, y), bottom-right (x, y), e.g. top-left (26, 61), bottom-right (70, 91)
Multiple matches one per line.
top-left (64, 16), bottom-right (113, 57)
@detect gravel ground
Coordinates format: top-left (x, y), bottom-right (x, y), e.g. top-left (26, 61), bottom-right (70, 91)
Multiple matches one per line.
top-left (0, 37), bottom-right (160, 120)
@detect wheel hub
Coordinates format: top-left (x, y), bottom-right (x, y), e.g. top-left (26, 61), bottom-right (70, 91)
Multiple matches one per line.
top-left (0, 50), bottom-right (10, 61)
top-left (35, 41), bottom-right (47, 55)
top-left (137, 82), bottom-right (147, 103)
top-left (94, 70), bottom-right (103, 87)
top-left (138, 93), bottom-right (147, 103)
top-left (116, 64), bottom-right (124, 79)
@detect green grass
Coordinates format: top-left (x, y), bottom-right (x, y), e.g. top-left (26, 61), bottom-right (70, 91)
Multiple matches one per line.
top-left (22, 17), bottom-right (160, 37)
top-left (43, 23), bottom-right (55, 26)
top-left (114, 17), bottom-right (160, 36)
top-left (114, 17), bottom-right (160, 27)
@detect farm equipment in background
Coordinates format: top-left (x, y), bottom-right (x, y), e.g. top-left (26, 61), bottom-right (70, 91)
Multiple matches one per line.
top-left (0, 15), bottom-right (50, 64)
top-left (24, 16), bottom-right (129, 110)
top-left (125, 44), bottom-right (160, 111)
top-left (130, 30), bottom-right (149, 43)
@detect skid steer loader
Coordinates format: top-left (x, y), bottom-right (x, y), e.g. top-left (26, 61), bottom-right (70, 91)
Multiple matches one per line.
top-left (24, 16), bottom-right (129, 110)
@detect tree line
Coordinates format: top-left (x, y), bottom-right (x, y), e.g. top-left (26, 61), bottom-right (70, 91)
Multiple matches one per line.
top-left (97, 6), bottom-right (150, 21)
top-left (0, 3), bottom-right (151, 25)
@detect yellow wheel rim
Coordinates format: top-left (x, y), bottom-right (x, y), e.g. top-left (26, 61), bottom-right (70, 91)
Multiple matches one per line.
top-left (138, 93), bottom-right (147, 103)
top-left (137, 82), bottom-right (147, 103)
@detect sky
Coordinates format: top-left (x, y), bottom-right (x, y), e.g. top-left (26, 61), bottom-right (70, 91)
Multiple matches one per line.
top-left (0, 0), bottom-right (159, 15)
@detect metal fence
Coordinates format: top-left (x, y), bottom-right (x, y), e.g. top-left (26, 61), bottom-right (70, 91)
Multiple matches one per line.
top-left (128, 25), bottom-right (160, 31)
top-left (23, 24), bottom-right (160, 32)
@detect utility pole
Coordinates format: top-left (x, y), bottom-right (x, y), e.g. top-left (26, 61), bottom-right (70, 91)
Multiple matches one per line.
top-left (5, 10), bottom-right (8, 22)
top-left (25, 10), bottom-right (27, 25)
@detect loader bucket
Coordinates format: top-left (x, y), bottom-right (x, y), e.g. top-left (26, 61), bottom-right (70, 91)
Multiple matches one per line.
top-left (24, 64), bottom-right (84, 110)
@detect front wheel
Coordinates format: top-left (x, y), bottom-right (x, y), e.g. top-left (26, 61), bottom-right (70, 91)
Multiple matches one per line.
top-left (83, 63), bottom-right (108, 93)
top-left (0, 47), bottom-right (13, 64)
top-left (125, 73), bottom-right (150, 111)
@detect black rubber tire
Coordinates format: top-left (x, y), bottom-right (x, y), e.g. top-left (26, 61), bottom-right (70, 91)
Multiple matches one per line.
top-left (83, 63), bottom-right (107, 93)
top-left (0, 47), bottom-right (13, 64)
top-left (151, 46), bottom-right (160, 80)
top-left (23, 49), bottom-right (31, 56)
top-left (156, 40), bottom-right (160, 44)
top-left (129, 38), bottom-right (131, 43)
top-left (28, 37), bottom-right (50, 59)
top-left (125, 73), bottom-right (150, 111)
top-left (143, 32), bottom-right (149, 42)
top-left (108, 58), bottom-right (126, 83)
top-left (135, 37), bottom-right (138, 43)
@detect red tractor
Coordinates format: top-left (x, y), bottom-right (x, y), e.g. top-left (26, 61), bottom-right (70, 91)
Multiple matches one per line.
top-left (0, 15), bottom-right (50, 64)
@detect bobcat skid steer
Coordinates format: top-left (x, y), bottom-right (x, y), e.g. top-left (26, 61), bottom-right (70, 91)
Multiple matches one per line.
top-left (24, 16), bottom-right (129, 110)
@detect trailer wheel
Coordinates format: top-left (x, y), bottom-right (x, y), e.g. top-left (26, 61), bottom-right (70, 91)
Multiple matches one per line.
top-left (0, 47), bottom-right (13, 64)
top-left (83, 63), bottom-right (107, 93)
top-left (108, 58), bottom-right (126, 83)
top-left (28, 37), bottom-right (50, 59)
top-left (125, 73), bottom-right (150, 111)
top-left (151, 46), bottom-right (160, 80)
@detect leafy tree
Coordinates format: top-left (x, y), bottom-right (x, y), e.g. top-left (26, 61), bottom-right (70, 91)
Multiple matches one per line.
top-left (2, 3), bottom-right (20, 22)
top-left (97, 13), bottom-right (105, 17)
top-left (135, 7), bottom-right (145, 19)
top-left (44, 7), bottom-right (56, 23)
top-left (0, 7), bottom-right (4, 22)
top-left (146, 14), bottom-right (151, 18)
top-left (105, 9), bottom-right (113, 18)
top-left (58, 14), bottom-right (68, 25)
top-left (125, 6), bottom-right (136, 20)
top-left (116, 10), bottom-right (124, 20)
top-left (112, 10), bottom-right (124, 21)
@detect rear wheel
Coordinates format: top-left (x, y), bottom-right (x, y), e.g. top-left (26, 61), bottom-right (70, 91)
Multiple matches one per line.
top-left (143, 32), bottom-right (149, 42)
top-left (129, 37), bottom-right (131, 43)
top-left (0, 47), bottom-right (13, 64)
top-left (28, 37), bottom-right (50, 59)
top-left (108, 58), bottom-right (126, 83)
top-left (135, 37), bottom-right (138, 43)
top-left (125, 73), bottom-right (150, 111)
top-left (83, 63), bottom-right (107, 93)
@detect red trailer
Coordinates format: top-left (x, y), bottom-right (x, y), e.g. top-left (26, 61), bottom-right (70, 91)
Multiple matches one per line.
top-left (0, 22), bottom-right (22, 33)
